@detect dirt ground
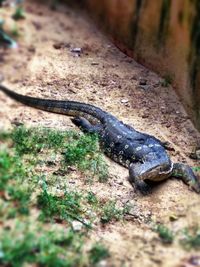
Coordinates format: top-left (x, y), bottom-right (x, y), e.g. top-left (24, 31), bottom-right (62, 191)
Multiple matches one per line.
top-left (0, 1), bottom-right (200, 266)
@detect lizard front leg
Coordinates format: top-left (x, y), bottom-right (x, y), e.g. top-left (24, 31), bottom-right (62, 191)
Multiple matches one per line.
top-left (71, 117), bottom-right (102, 134)
top-left (129, 163), bottom-right (152, 195)
top-left (172, 163), bottom-right (200, 193)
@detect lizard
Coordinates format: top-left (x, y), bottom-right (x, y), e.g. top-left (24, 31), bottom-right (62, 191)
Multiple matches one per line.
top-left (0, 84), bottom-right (200, 194)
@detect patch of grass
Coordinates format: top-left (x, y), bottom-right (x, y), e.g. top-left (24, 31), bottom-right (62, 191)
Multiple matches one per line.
top-left (64, 134), bottom-right (99, 164)
top-left (64, 133), bottom-right (108, 182)
top-left (155, 224), bottom-right (174, 244)
top-left (0, 222), bottom-right (87, 267)
top-left (89, 243), bottom-right (110, 265)
top-left (11, 126), bottom-right (72, 155)
top-left (12, 6), bottom-right (26, 20)
top-left (7, 186), bottom-right (31, 215)
top-left (0, 150), bottom-right (25, 191)
top-left (0, 147), bottom-right (32, 217)
top-left (100, 200), bottom-right (128, 224)
top-left (180, 227), bottom-right (200, 250)
top-left (2, 126), bottom-right (108, 181)
top-left (37, 186), bottom-right (90, 227)
top-left (86, 191), bottom-right (98, 206)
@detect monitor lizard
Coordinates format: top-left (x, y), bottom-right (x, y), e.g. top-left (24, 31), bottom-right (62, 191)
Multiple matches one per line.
top-left (0, 84), bottom-right (199, 194)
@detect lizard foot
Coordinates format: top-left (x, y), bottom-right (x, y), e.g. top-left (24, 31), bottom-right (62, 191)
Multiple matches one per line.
top-left (172, 163), bottom-right (200, 193)
top-left (129, 164), bottom-right (152, 195)
top-left (134, 180), bottom-right (152, 195)
top-left (71, 117), bottom-right (102, 134)
top-left (71, 117), bottom-right (83, 128)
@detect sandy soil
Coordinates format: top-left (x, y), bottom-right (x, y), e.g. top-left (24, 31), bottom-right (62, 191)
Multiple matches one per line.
top-left (0, 1), bottom-right (200, 266)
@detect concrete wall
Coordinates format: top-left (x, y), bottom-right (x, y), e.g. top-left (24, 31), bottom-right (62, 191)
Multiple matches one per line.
top-left (82, 0), bottom-right (200, 130)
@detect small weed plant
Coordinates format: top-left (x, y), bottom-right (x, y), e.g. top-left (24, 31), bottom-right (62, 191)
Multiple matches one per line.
top-left (180, 227), bottom-right (200, 250)
top-left (155, 224), bottom-right (174, 244)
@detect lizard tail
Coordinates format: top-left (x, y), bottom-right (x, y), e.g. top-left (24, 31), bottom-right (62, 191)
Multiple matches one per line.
top-left (0, 84), bottom-right (107, 123)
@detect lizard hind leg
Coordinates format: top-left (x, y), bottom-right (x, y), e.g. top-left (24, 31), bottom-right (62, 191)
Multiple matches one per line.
top-left (129, 163), bottom-right (152, 195)
top-left (71, 117), bottom-right (102, 134)
top-left (172, 163), bottom-right (200, 193)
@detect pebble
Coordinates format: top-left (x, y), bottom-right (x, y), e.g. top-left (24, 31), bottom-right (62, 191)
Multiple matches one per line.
top-left (121, 99), bottom-right (129, 103)
top-left (188, 256), bottom-right (200, 266)
top-left (71, 221), bottom-right (83, 231)
top-left (71, 47), bottom-right (82, 53)
top-left (97, 260), bottom-right (109, 267)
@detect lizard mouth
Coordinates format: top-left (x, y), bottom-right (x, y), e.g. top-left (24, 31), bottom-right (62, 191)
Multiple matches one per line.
top-left (138, 161), bottom-right (173, 181)
top-left (158, 162), bottom-right (174, 175)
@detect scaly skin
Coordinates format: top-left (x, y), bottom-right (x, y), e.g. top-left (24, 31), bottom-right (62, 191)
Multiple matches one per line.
top-left (0, 84), bottom-right (200, 194)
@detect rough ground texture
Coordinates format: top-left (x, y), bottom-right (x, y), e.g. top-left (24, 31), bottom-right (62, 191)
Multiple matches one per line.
top-left (0, 1), bottom-right (200, 266)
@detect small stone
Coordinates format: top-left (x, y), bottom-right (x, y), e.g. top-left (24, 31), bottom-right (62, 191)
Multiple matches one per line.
top-left (97, 260), bottom-right (108, 267)
top-left (121, 99), bottom-right (129, 103)
top-left (188, 256), bottom-right (200, 266)
top-left (71, 47), bottom-right (82, 53)
top-left (71, 221), bottom-right (83, 231)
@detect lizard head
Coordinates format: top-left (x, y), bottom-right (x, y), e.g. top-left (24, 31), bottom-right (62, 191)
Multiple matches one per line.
top-left (129, 158), bottom-right (173, 183)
